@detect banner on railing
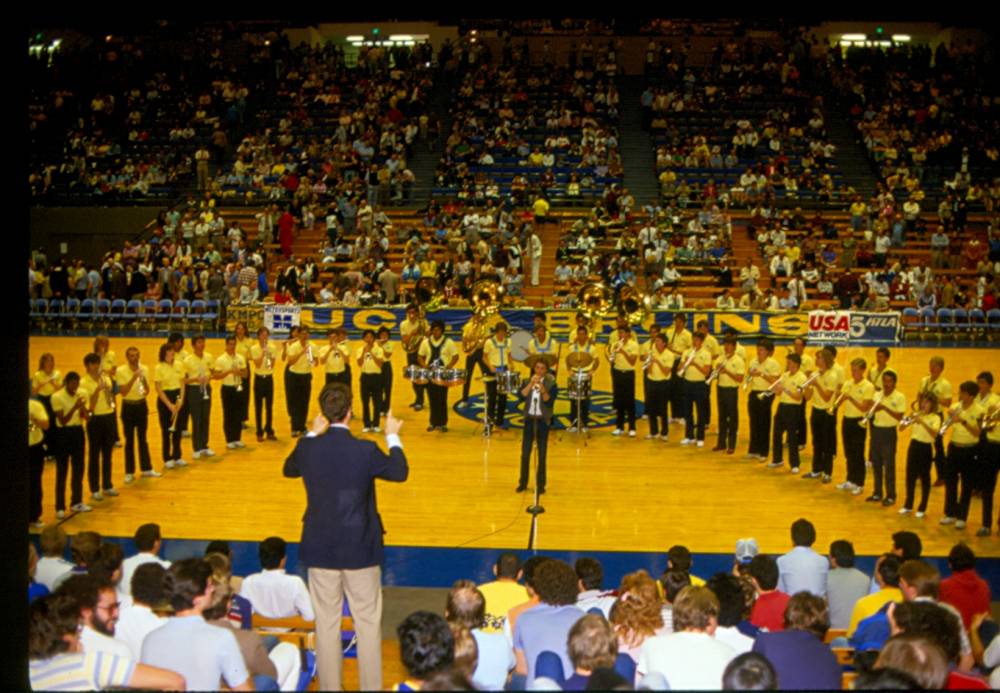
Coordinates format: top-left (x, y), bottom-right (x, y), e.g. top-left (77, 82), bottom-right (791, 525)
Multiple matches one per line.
top-left (224, 306), bottom-right (900, 344)
top-left (264, 305), bottom-right (301, 334)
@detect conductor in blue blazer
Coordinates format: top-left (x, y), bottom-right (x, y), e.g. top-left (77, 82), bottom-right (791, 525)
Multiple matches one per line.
top-left (283, 382), bottom-right (408, 691)
top-left (517, 357), bottom-right (557, 495)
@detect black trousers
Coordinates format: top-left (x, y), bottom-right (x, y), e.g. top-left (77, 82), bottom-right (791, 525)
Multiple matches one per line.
top-left (380, 362), bottom-right (393, 414)
top-left (254, 375), bottom-right (275, 437)
top-left (175, 387), bottom-right (190, 433)
top-left (86, 413), bottom-right (115, 492)
top-left (904, 441), bottom-right (933, 512)
top-left (870, 426), bottom-right (898, 499)
top-left (157, 390), bottom-right (182, 462)
top-left (811, 409), bottom-right (836, 475)
top-left (748, 393), bottom-right (774, 457)
top-left (684, 381), bottom-right (710, 441)
top-left (30, 442), bottom-right (44, 522)
top-left (843, 417), bottom-right (867, 486)
top-left (406, 352), bottom-right (425, 406)
top-left (796, 401), bottom-right (808, 447)
top-left (773, 402), bottom-right (801, 468)
top-left (55, 427), bottom-right (85, 511)
top-left (462, 349), bottom-right (486, 401)
top-left (646, 379), bottom-right (669, 436)
top-left (121, 401), bottom-right (152, 474)
top-left (361, 373), bottom-right (383, 428)
top-left (950, 443), bottom-right (978, 520)
top-left (186, 384), bottom-right (212, 452)
top-left (240, 369), bottom-right (251, 424)
top-left (484, 379), bottom-right (508, 426)
top-left (286, 372), bottom-right (312, 433)
top-left (717, 386), bottom-right (739, 450)
top-left (668, 371), bottom-right (684, 420)
top-left (934, 432), bottom-right (946, 480)
top-left (520, 417), bottom-right (549, 489)
top-left (977, 440), bottom-right (1000, 528)
top-left (428, 383), bottom-right (448, 427)
top-left (612, 370), bottom-right (636, 430)
top-left (325, 371), bottom-right (351, 386)
top-left (38, 394), bottom-right (55, 454)
top-left (221, 385), bottom-right (243, 443)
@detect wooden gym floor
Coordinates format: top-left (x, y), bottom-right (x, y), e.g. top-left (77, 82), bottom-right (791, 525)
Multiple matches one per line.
top-left (28, 336), bottom-right (1000, 560)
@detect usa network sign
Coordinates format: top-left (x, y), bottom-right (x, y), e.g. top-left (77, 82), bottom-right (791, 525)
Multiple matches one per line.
top-left (807, 310), bottom-right (901, 344)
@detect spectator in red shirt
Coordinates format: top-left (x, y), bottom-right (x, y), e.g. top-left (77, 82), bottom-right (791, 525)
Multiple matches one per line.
top-left (747, 555), bottom-right (789, 632)
top-left (939, 544), bottom-right (991, 632)
top-left (278, 208), bottom-right (296, 259)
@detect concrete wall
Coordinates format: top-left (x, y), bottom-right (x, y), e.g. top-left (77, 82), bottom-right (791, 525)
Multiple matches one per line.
top-left (29, 207), bottom-right (159, 265)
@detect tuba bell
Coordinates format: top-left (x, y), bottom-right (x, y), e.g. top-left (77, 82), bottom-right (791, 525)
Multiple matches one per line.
top-left (577, 282), bottom-right (614, 326)
top-left (414, 277), bottom-right (444, 313)
top-left (617, 285), bottom-right (651, 326)
top-left (471, 279), bottom-right (504, 317)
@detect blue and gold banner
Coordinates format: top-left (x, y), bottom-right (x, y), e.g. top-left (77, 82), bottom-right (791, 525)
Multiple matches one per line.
top-left (228, 306), bottom-right (900, 344)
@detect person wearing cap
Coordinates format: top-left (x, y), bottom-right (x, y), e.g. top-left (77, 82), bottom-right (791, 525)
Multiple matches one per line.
top-left (733, 538), bottom-right (759, 576)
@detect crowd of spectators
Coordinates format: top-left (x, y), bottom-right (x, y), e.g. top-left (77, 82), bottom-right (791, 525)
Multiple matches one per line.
top-left (28, 520), bottom-right (1000, 690)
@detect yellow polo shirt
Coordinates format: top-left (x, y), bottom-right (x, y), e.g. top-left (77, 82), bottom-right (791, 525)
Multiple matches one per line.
top-left (918, 375), bottom-right (952, 413)
top-left (612, 339), bottom-right (639, 372)
top-left (286, 341), bottom-right (315, 375)
top-left (874, 390), bottom-right (906, 428)
top-left (682, 347), bottom-right (712, 383)
top-left (32, 370), bottom-right (63, 396)
top-left (51, 389), bottom-right (86, 428)
top-left (115, 364), bottom-right (150, 402)
top-left (778, 371), bottom-right (808, 405)
top-left (250, 342), bottom-right (278, 376)
top-left (80, 373), bottom-right (114, 416)
top-left (950, 402), bottom-right (985, 446)
top-left (154, 362), bottom-right (182, 391)
top-left (647, 346), bottom-right (676, 382)
top-left (214, 352), bottom-right (247, 387)
top-left (841, 378), bottom-right (876, 419)
top-left (356, 344), bottom-right (385, 375)
top-left (320, 342), bottom-right (350, 374)
top-left (910, 413), bottom-right (942, 444)
top-left (717, 353), bottom-right (746, 388)
top-left (810, 369), bottom-right (840, 411)
top-left (749, 357), bottom-right (781, 392)
top-left (418, 336), bottom-right (459, 368)
top-left (29, 399), bottom-right (48, 446)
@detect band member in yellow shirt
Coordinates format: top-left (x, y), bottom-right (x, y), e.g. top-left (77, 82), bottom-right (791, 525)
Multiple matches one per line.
top-left (215, 336), bottom-right (249, 449)
top-left (483, 322), bottom-right (514, 433)
top-left (116, 346), bottom-right (153, 482)
top-left (566, 326), bottom-right (599, 433)
top-left (803, 349), bottom-right (840, 484)
top-left (167, 333), bottom-right (191, 437)
top-left (900, 392), bottom-right (941, 517)
top-left (745, 338), bottom-right (781, 460)
top-left (401, 305), bottom-right (427, 411)
top-left (527, 323), bottom-right (559, 375)
top-left (234, 321), bottom-right (254, 431)
top-left (377, 326), bottom-right (394, 416)
top-left (250, 326), bottom-right (279, 442)
top-left (93, 335), bottom-right (121, 448)
top-left (665, 314), bottom-right (692, 424)
top-left (29, 396), bottom-right (50, 529)
top-left (866, 370), bottom-right (906, 506)
top-left (357, 329), bottom-right (386, 432)
top-left (609, 324), bottom-right (639, 437)
top-left (766, 352), bottom-right (808, 472)
top-left (791, 337), bottom-right (815, 449)
top-left (641, 324), bottom-right (663, 428)
top-left (942, 381), bottom-right (985, 529)
top-left (285, 327), bottom-right (316, 437)
top-left (51, 371), bottom-right (91, 516)
top-left (154, 343), bottom-right (183, 471)
top-left (837, 358), bottom-right (876, 495)
top-left (974, 371), bottom-right (1000, 536)
top-left (320, 328), bottom-right (351, 386)
top-left (32, 353), bottom-right (62, 459)
top-left (917, 356), bottom-right (953, 486)
top-left (680, 332), bottom-right (713, 447)
top-left (184, 335), bottom-right (216, 459)
top-left (418, 320), bottom-right (459, 432)
top-left (644, 331), bottom-right (675, 441)
top-left (696, 320), bottom-right (721, 425)
top-left (81, 352), bottom-right (118, 502)
top-left (713, 335), bottom-right (746, 454)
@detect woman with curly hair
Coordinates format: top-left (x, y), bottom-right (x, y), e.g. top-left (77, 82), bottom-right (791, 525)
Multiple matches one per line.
top-left (609, 569), bottom-right (665, 664)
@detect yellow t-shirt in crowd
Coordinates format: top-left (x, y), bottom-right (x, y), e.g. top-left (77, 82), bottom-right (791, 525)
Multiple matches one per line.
top-left (29, 399), bottom-right (48, 446)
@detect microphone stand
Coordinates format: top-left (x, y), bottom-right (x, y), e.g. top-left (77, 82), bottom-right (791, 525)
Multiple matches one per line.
top-left (526, 417), bottom-right (545, 550)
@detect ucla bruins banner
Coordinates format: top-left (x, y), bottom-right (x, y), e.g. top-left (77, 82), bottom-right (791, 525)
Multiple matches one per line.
top-left (228, 306), bottom-right (900, 344)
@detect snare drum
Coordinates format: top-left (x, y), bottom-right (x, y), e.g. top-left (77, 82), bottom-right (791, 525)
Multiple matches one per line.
top-left (404, 365), bottom-right (429, 384)
top-left (496, 370), bottom-right (522, 394)
top-left (567, 370), bottom-right (592, 400)
top-left (431, 368), bottom-right (466, 387)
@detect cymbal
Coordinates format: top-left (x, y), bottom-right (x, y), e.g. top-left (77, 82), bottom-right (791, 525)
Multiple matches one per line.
top-left (525, 353), bottom-right (559, 370)
top-left (566, 352), bottom-right (593, 369)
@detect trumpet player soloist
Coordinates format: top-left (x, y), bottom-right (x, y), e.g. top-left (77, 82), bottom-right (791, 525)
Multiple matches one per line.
top-left (116, 346), bottom-right (154, 482)
top-left (285, 327), bottom-right (316, 437)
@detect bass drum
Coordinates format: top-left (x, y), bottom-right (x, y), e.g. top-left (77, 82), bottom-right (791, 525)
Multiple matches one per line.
top-left (510, 329), bottom-right (533, 363)
top-left (566, 370), bottom-right (592, 400)
top-left (496, 370), bottom-right (522, 395)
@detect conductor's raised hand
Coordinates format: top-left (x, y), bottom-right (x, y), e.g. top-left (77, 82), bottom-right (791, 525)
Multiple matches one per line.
top-left (384, 410), bottom-right (403, 435)
top-left (309, 413), bottom-right (330, 437)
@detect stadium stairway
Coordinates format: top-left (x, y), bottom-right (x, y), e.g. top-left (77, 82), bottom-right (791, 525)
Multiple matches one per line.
top-left (521, 220), bottom-right (562, 305)
top-left (825, 103), bottom-right (879, 201)
top-left (618, 75), bottom-right (660, 208)
top-left (405, 80), bottom-right (454, 209)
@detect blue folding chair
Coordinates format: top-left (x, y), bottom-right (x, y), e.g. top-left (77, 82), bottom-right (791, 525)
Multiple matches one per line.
top-left (109, 299), bottom-right (127, 326)
top-left (953, 308), bottom-right (969, 338)
top-left (969, 308), bottom-right (986, 339)
top-left (96, 298), bottom-right (112, 330)
top-left (988, 309), bottom-right (1000, 341)
top-left (902, 307), bottom-right (920, 340)
top-left (158, 299), bottom-right (174, 330)
top-left (63, 297), bottom-right (81, 329)
top-left (936, 308), bottom-right (954, 339)
top-left (79, 298), bottom-right (96, 329)
top-left (30, 299), bottom-right (48, 329)
top-left (204, 299), bottom-right (221, 331)
top-left (48, 299), bottom-right (65, 330)
top-left (173, 299), bottom-right (190, 329)
top-left (190, 300), bottom-right (208, 331)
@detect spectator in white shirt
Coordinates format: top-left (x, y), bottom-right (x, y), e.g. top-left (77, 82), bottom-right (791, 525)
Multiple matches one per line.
top-left (121, 524), bottom-right (172, 598)
top-left (446, 580), bottom-right (515, 691)
top-left (739, 259), bottom-right (760, 292)
top-left (705, 574), bottom-right (755, 654)
top-left (769, 252), bottom-right (792, 280)
top-left (716, 289), bottom-right (736, 310)
top-left (36, 526), bottom-right (74, 591)
top-left (574, 558), bottom-right (617, 618)
top-left (637, 585), bottom-right (737, 690)
top-left (116, 563), bottom-right (168, 660)
top-left (58, 574), bottom-right (133, 660)
top-left (239, 536), bottom-right (315, 620)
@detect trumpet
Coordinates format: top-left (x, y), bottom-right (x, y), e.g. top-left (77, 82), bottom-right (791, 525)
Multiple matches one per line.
top-left (199, 365), bottom-right (210, 400)
top-left (641, 352), bottom-right (654, 372)
top-left (606, 338), bottom-right (625, 364)
top-left (29, 419), bottom-right (38, 435)
top-left (263, 344), bottom-right (274, 370)
top-left (858, 392), bottom-right (884, 428)
top-left (306, 344), bottom-right (315, 367)
top-left (235, 368), bottom-right (243, 392)
top-left (705, 361), bottom-right (726, 384)
top-left (756, 378), bottom-right (782, 400)
top-left (678, 349), bottom-right (697, 376)
top-left (983, 407), bottom-right (1000, 432)
top-left (939, 405), bottom-right (963, 436)
top-left (102, 376), bottom-right (116, 411)
top-left (831, 390), bottom-right (849, 409)
top-left (899, 412), bottom-right (919, 428)
top-left (136, 373), bottom-right (148, 398)
top-left (168, 394), bottom-right (183, 432)
top-left (741, 368), bottom-right (756, 391)
top-left (796, 371), bottom-right (820, 393)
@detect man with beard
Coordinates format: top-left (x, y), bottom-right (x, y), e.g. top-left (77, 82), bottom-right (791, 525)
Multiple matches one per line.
top-left (57, 573), bottom-right (132, 659)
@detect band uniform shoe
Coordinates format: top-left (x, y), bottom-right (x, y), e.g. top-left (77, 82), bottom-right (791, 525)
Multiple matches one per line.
top-left (802, 472), bottom-right (821, 479)
top-left (71, 503), bottom-right (92, 513)
top-left (124, 474), bottom-right (135, 484)
top-left (56, 510), bottom-right (66, 520)
top-left (939, 516), bottom-right (956, 525)
top-left (362, 428), bottom-right (372, 433)
top-left (712, 445), bottom-right (725, 451)
top-left (413, 404), bottom-right (424, 411)
top-left (537, 487), bottom-right (546, 495)
top-left (866, 495), bottom-right (882, 503)
top-left (227, 442), bottom-right (238, 449)
top-left (103, 488), bottom-right (119, 497)
top-left (174, 459), bottom-right (188, 467)
top-left (851, 485), bottom-right (863, 495)
top-left (836, 481), bottom-right (852, 491)
top-left (31, 521), bottom-right (45, 530)
top-left (790, 467), bottom-right (799, 474)
top-left (266, 433), bottom-right (277, 440)
top-left (766, 461), bottom-right (783, 468)
top-left (645, 434), bottom-right (658, 440)
top-left (628, 430), bottom-right (636, 437)
top-left (440, 427), bottom-right (448, 433)
top-left (202, 448), bottom-right (215, 457)
top-left (696, 440), bottom-right (704, 447)
top-left (976, 527), bottom-right (991, 537)
top-left (680, 438), bottom-right (694, 445)
top-left (612, 429), bottom-right (623, 436)
top-left (742, 453), bottom-right (756, 460)
top-left (374, 427), bottom-right (381, 433)
top-left (143, 470), bottom-right (162, 478)
top-left (882, 497), bottom-right (895, 507)
top-left (726, 448), bottom-right (735, 454)
top-left (164, 460), bottom-right (176, 469)
top-left (898, 507), bottom-right (912, 515)
top-left (515, 484), bottom-right (527, 493)
top-left (181, 431), bottom-right (191, 438)
top-left (955, 520), bottom-right (967, 529)
top-left (933, 479), bottom-right (946, 487)
top-left (91, 492), bottom-right (104, 501)
top-left (822, 474), bottom-right (832, 483)
top-left (915, 511), bottom-right (926, 518)
top-left (257, 434), bottom-right (265, 442)
top-left (113, 441), bottom-right (122, 448)
top-left (427, 426), bottom-right (435, 432)
top-left (569, 426), bottom-right (579, 433)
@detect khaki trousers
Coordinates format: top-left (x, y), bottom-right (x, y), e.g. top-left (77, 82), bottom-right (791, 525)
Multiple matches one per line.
top-left (308, 565), bottom-right (383, 691)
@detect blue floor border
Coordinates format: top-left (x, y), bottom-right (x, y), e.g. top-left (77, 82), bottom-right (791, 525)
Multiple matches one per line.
top-left (33, 535), bottom-right (1000, 595)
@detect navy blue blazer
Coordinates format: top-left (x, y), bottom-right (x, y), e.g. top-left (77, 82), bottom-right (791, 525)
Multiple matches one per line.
top-left (283, 426), bottom-right (408, 570)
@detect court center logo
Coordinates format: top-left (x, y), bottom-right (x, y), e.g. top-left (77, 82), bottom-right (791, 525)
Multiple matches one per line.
top-left (454, 390), bottom-right (646, 430)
